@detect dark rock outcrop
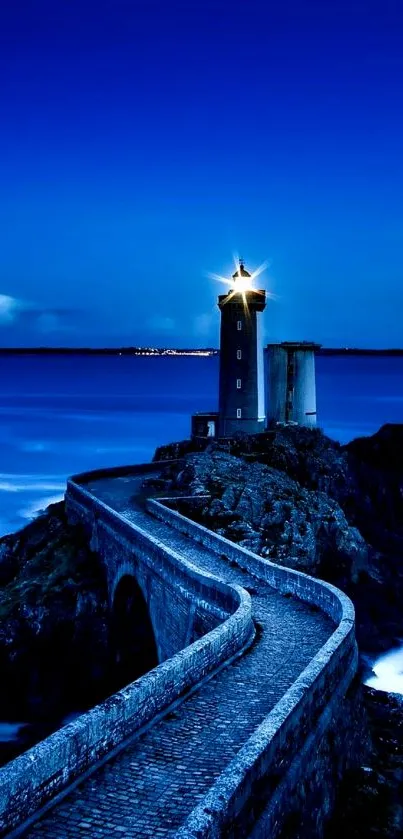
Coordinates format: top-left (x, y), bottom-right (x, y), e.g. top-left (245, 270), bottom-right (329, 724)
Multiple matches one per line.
top-left (0, 503), bottom-right (113, 764)
top-left (326, 686), bottom-right (403, 838)
top-left (169, 450), bottom-right (369, 580)
top-left (157, 424), bottom-right (403, 655)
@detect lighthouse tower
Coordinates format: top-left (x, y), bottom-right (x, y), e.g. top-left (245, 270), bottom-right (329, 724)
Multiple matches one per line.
top-left (218, 262), bottom-right (266, 437)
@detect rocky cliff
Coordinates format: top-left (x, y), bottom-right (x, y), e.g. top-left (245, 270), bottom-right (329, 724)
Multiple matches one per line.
top-left (155, 424), bottom-right (403, 655)
top-left (326, 686), bottom-right (403, 838)
top-left (0, 503), bottom-right (120, 764)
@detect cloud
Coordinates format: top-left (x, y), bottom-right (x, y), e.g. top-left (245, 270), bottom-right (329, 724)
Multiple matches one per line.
top-left (0, 292), bottom-right (84, 335)
top-left (146, 315), bottom-right (176, 332)
top-left (0, 295), bottom-right (22, 324)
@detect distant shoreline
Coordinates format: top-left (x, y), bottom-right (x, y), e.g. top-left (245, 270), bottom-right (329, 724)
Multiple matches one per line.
top-left (0, 347), bottom-right (403, 357)
top-left (0, 347), bottom-right (219, 357)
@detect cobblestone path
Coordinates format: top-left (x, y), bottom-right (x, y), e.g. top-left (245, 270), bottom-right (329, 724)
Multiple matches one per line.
top-left (25, 475), bottom-right (334, 839)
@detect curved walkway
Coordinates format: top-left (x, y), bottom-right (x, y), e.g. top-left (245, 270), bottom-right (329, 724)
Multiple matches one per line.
top-left (24, 474), bottom-right (334, 839)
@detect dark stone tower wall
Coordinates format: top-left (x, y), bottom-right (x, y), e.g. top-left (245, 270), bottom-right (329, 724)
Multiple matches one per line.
top-left (218, 290), bottom-right (266, 437)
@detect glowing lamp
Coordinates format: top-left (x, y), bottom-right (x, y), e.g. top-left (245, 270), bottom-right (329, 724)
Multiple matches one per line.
top-left (231, 262), bottom-right (254, 292)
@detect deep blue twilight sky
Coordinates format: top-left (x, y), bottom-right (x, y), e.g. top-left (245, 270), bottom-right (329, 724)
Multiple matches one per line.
top-left (1, 0), bottom-right (402, 348)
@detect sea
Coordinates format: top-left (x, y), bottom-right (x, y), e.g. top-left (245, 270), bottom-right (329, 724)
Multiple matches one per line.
top-left (1, 352), bottom-right (403, 538)
top-left (0, 351), bottom-right (403, 705)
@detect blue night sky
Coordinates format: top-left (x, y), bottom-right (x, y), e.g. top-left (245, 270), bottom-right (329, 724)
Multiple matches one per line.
top-left (0, 0), bottom-right (402, 348)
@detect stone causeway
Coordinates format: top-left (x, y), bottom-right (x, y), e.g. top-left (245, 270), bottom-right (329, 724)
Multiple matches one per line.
top-left (0, 462), bottom-right (357, 839)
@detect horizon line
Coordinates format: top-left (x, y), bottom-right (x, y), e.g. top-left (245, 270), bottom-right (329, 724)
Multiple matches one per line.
top-left (1, 346), bottom-right (403, 355)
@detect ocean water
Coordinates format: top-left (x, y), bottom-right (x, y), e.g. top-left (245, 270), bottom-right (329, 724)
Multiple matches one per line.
top-left (0, 352), bottom-right (402, 538)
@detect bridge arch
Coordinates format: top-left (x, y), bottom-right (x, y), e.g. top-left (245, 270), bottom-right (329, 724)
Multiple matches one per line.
top-left (110, 573), bottom-right (158, 690)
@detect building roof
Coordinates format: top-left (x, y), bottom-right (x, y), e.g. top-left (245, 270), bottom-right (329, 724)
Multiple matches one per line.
top-left (232, 262), bottom-right (251, 279)
top-left (266, 341), bottom-right (321, 351)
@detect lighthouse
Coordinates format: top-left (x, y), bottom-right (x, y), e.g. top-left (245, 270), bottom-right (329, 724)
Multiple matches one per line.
top-left (190, 259), bottom-right (321, 441)
top-left (217, 262), bottom-right (266, 437)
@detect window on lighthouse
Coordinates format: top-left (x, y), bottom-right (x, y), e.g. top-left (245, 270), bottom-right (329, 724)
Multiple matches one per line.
top-left (237, 320), bottom-right (242, 330)
top-left (236, 379), bottom-right (242, 389)
top-left (237, 408), bottom-right (242, 418)
top-left (237, 349), bottom-right (242, 360)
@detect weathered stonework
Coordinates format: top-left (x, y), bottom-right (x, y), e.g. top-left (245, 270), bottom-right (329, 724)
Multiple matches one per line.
top-left (150, 497), bottom-right (358, 839)
top-left (0, 467), bottom-right (253, 837)
top-left (0, 461), bottom-right (358, 838)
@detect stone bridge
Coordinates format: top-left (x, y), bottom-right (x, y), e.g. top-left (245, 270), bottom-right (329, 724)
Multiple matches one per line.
top-left (0, 461), bottom-right (358, 839)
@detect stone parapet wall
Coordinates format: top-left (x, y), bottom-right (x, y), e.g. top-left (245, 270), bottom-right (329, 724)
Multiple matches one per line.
top-left (66, 482), bottom-right (242, 655)
top-left (0, 463), bottom-right (357, 839)
top-left (0, 479), bottom-right (253, 838)
top-left (70, 460), bottom-right (180, 484)
top-left (148, 497), bottom-right (354, 626)
top-left (148, 497), bottom-right (357, 838)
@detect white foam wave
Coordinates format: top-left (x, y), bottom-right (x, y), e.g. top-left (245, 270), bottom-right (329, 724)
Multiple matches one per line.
top-left (366, 645), bottom-right (403, 694)
top-left (19, 493), bottom-right (65, 520)
top-left (0, 472), bottom-right (65, 480)
top-left (0, 481), bottom-right (65, 493)
top-left (0, 723), bottom-right (28, 742)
